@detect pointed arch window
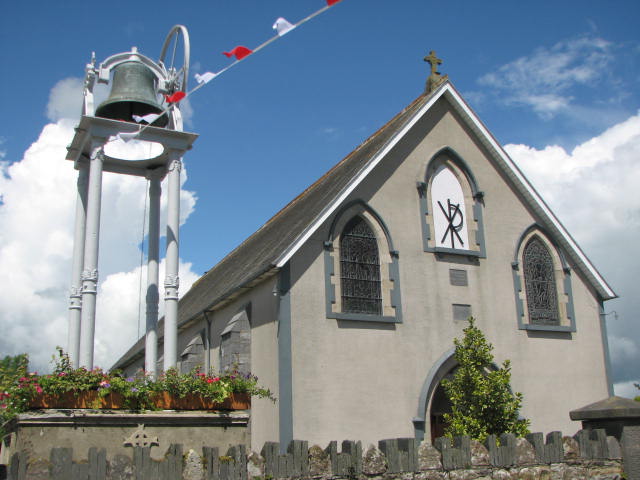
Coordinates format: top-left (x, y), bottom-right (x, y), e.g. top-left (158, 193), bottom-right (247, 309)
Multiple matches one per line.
top-left (512, 228), bottom-right (575, 332)
top-left (339, 216), bottom-right (382, 315)
top-left (523, 238), bottom-right (559, 326)
top-left (417, 149), bottom-right (486, 257)
top-left (431, 166), bottom-right (469, 250)
top-left (324, 201), bottom-right (402, 323)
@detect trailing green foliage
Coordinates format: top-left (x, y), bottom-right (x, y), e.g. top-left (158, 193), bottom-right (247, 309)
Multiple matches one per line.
top-left (442, 318), bottom-right (530, 442)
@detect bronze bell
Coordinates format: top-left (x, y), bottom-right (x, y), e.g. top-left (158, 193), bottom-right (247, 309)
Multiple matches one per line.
top-left (95, 61), bottom-right (168, 127)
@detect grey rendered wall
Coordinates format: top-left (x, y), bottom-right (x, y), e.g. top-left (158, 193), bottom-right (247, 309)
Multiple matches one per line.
top-left (286, 97), bottom-right (609, 447)
top-left (203, 277), bottom-right (281, 452)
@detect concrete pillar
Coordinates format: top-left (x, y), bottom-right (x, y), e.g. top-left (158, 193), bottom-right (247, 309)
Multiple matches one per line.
top-left (145, 169), bottom-right (163, 378)
top-left (163, 154), bottom-right (182, 371)
top-left (67, 164), bottom-right (89, 368)
top-left (79, 142), bottom-right (105, 369)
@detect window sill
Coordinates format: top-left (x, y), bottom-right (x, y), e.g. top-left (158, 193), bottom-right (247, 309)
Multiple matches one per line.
top-left (426, 246), bottom-right (484, 258)
top-left (328, 312), bottom-right (401, 323)
top-left (520, 323), bottom-right (575, 333)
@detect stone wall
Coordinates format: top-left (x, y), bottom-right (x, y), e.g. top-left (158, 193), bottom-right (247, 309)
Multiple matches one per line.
top-left (2, 427), bottom-right (638, 480)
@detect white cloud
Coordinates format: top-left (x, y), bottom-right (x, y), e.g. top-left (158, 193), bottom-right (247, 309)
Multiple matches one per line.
top-left (505, 112), bottom-right (640, 387)
top-left (608, 335), bottom-right (640, 367)
top-left (613, 381), bottom-right (639, 400)
top-left (0, 79), bottom-right (199, 372)
top-left (479, 36), bottom-right (613, 118)
top-left (46, 78), bottom-right (85, 122)
top-left (505, 113), bottom-right (640, 243)
top-left (95, 258), bottom-right (199, 369)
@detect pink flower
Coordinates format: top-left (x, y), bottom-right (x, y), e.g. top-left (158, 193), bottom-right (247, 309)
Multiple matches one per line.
top-left (36, 386), bottom-right (43, 394)
top-left (58, 372), bottom-right (67, 377)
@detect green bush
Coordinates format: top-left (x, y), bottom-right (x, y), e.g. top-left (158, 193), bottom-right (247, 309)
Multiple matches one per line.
top-left (442, 318), bottom-right (530, 442)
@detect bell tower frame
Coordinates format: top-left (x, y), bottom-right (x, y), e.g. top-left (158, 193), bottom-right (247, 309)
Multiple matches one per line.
top-left (65, 26), bottom-right (197, 377)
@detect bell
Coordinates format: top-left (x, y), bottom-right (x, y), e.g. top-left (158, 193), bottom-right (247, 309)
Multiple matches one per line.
top-left (95, 61), bottom-right (168, 127)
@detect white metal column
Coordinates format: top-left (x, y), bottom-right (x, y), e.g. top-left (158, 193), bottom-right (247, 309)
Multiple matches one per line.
top-left (67, 163), bottom-right (89, 368)
top-left (145, 169), bottom-right (162, 377)
top-left (79, 142), bottom-right (105, 369)
top-left (163, 154), bottom-right (182, 370)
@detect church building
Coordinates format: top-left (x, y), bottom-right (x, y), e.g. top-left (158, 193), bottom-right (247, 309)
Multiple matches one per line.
top-left (114, 52), bottom-right (616, 451)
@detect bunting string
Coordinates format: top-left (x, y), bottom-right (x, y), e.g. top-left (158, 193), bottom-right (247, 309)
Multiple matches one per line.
top-left (111, 0), bottom-right (343, 144)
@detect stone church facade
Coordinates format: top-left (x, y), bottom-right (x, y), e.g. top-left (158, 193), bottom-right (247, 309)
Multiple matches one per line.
top-left (114, 77), bottom-right (616, 451)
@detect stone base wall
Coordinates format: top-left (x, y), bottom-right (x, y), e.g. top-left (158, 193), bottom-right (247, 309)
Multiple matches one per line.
top-left (2, 427), bottom-right (638, 480)
top-left (0, 409), bottom-right (249, 475)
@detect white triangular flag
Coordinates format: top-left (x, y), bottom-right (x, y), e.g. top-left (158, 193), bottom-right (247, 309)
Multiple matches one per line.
top-left (117, 132), bottom-right (139, 142)
top-left (195, 71), bottom-right (217, 84)
top-left (273, 17), bottom-right (295, 36)
top-left (132, 113), bottom-right (160, 124)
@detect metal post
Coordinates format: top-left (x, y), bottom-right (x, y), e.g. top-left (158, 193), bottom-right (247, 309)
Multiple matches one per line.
top-left (163, 153), bottom-right (181, 370)
top-left (203, 311), bottom-right (211, 373)
top-left (145, 169), bottom-right (163, 378)
top-left (79, 141), bottom-right (105, 369)
top-left (67, 164), bottom-right (89, 368)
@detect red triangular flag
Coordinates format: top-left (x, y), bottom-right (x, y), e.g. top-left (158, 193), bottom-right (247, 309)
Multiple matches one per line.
top-left (165, 91), bottom-right (186, 103)
top-left (326, 0), bottom-right (341, 5)
top-left (223, 46), bottom-right (253, 60)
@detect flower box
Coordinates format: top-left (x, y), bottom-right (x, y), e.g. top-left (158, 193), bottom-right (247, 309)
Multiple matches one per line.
top-left (29, 391), bottom-right (124, 409)
top-left (28, 391), bottom-right (250, 411)
top-left (150, 392), bottom-right (250, 410)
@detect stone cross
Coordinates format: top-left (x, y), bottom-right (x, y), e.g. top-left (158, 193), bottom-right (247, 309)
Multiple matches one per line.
top-left (424, 50), bottom-right (443, 76)
top-left (424, 50), bottom-right (448, 94)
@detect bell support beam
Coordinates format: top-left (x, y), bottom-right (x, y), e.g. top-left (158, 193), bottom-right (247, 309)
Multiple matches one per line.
top-left (67, 163), bottom-right (89, 368)
top-left (163, 153), bottom-right (182, 371)
top-left (145, 168), bottom-right (164, 378)
top-left (79, 140), bottom-right (107, 369)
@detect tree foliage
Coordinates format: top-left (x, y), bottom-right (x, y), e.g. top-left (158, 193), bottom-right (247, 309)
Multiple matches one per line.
top-left (441, 318), bottom-right (530, 442)
top-left (1, 353), bottom-right (29, 436)
top-left (0, 353), bottom-right (29, 393)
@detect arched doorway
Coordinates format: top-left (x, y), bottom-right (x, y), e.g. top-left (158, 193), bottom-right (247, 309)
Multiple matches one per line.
top-left (429, 377), bottom-right (453, 442)
top-left (413, 348), bottom-right (457, 443)
top-left (414, 351), bottom-right (504, 443)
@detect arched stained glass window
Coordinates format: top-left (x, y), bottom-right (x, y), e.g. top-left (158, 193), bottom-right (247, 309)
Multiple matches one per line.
top-left (523, 237), bottom-right (559, 325)
top-left (340, 216), bottom-right (382, 315)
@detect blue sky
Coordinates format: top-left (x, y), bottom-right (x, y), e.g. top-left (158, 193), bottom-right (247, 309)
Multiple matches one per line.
top-left (1, 1), bottom-right (639, 396)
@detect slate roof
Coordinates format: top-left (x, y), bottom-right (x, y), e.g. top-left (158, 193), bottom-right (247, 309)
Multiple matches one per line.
top-left (177, 91), bottom-right (431, 324)
top-left (113, 80), bottom-right (616, 369)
